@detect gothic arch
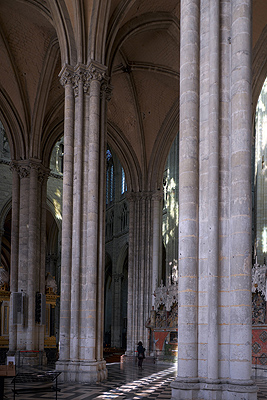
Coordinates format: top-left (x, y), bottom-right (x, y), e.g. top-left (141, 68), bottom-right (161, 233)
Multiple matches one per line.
top-left (148, 99), bottom-right (179, 192)
top-left (106, 12), bottom-right (180, 73)
top-left (88, 0), bottom-right (111, 64)
top-left (107, 122), bottom-right (142, 192)
top-left (116, 243), bottom-right (129, 275)
top-left (0, 90), bottom-right (25, 160)
top-left (0, 198), bottom-right (12, 233)
top-left (47, 0), bottom-right (77, 66)
top-left (42, 119), bottom-right (64, 168)
top-left (30, 39), bottom-right (61, 160)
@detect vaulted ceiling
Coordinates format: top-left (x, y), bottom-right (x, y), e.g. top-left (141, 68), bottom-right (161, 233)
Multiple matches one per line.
top-left (0, 0), bottom-right (266, 188)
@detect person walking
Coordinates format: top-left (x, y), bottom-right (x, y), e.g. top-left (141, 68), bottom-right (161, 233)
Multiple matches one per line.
top-left (137, 341), bottom-right (145, 370)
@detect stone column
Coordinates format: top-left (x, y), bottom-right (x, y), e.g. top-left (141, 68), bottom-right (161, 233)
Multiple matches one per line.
top-left (81, 62), bottom-right (107, 380)
top-left (8, 161), bottom-right (48, 365)
top-left (125, 194), bottom-right (135, 355)
top-left (70, 67), bottom-right (84, 361)
top-left (171, 0), bottom-right (257, 399)
top-left (38, 169), bottom-right (49, 359)
top-left (16, 163), bottom-right (30, 355)
top-left (125, 191), bottom-right (156, 356)
top-left (229, 0), bottom-right (254, 387)
top-left (8, 163), bottom-right (20, 353)
top-left (57, 65), bottom-right (74, 363)
top-left (207, 0), bottom-right (219, 381)
top-left (27, 161), bottom-right (40, 350)
top-left (112, 273), bottom-right (123, 348)
top-left (175, 0), bottom-right (199, 389)
top-left (56, 62), bottom-right (108, 383)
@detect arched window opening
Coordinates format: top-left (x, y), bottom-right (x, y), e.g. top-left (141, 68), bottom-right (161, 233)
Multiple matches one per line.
top-left (121, 167), bottom-right (127, 194)
top-left (162, 133), bottom-right (179, 284)
top-left (50, 136), bottom-right (64, 175)
top-left (106, 148), bottom-right (114, 205)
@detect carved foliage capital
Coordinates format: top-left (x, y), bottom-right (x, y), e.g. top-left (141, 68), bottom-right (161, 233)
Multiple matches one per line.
top-left (10, 160), bottom-right (49, 182)
top-left (59, 65), bottom-right (75, 87)
top-left (59, 63), bottom-right (108, 96)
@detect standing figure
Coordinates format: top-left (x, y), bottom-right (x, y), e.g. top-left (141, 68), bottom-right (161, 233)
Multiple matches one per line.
top-left (137, 341), bottom-right (145, 370)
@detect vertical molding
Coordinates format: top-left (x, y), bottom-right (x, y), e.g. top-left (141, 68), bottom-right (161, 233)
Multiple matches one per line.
top-left (178, 0), bottom-right (200, 380)
top-left (219, 0), bottom-right (231, 380)
top-left (230, 0), bottom-right (253, 382)
top-left (9, 164), bottom-right (20, 352)
top-left (71, 68), bottom-right (84, 361)
top-left (207, 0), bottom-right (220, 381)
top-left (199, 0), bottom-right (210, 379)
top-left (58, 67), bottom-right (74, 362)
top-left (27, 162), bottom-right (39, 349)
top-left (125, 191), bottom-right (156, 355)
top-left (125, 194), bottom-right (135, 355)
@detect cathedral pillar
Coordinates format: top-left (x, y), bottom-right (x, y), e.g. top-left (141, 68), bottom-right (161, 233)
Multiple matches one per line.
top-left (57, 62), bottom-right (108, 383)
top-left (176, 0), bottom-right (199, 385)
top-left (112, 273), bottom-right (123, 348)
top-left (9, 163), bottom-right (20, 352)
top-left (57, 67), bottom-right (74, 363)
top-left (171, 0), bottom-right (257, 399)
top-left (8, 161), bottom-right (48, 364)
top-left (229, 0), bottom-right (253, 385)
top-left (126, 191), bottom-right (161, 356)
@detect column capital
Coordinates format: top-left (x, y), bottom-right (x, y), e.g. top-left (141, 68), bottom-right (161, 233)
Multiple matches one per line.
top-left (10, 160), bottom-right (49, 182)
top-left (61, 62), bottom-right (109, 96)
top-left (59, 64), bottom-right (75, 87)
top-left (126, 191), bottom-right (157, 203)
top-left (10, 161), bottom-right (30, 178)
top-left (83, 61), bottom-right (108, 94)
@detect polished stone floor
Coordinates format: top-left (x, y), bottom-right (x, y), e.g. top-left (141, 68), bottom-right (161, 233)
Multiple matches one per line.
top-left (3, 362), bottom-right (267, 399)
top-left (3, 361), bottom-right (176, 399)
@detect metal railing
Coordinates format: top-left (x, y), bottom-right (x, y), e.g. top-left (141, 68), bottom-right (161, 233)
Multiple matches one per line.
top-left (252, 355), bottom-right (267, 379)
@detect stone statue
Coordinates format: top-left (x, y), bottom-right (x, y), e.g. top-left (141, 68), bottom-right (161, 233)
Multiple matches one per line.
top-left (45, 272), bottom-right (57, 293)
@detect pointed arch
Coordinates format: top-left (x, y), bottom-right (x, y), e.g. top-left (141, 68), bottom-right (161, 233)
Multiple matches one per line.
top-left (0, 198), bottom-right (12, 232)
top-left (106, 12), bottom-right (180, 74)
top-left (30, 38), bottom-right (61, 159)
top-left (88, 0), bottom-right (111, 63)
top-left (107, 122), bottom-right (142, 192)
top-left (148, 99), bottom-right (179, 192)
top-left (0, 89), bottom-right (26, 160)
top-left (47, 0), bottom-right (77, 65)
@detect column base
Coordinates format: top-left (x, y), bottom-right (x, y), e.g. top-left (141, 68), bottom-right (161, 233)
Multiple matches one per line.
top-left (171, 379), bottom-right (258, 400)
top-left (56, 359), bottom-right (107, 383)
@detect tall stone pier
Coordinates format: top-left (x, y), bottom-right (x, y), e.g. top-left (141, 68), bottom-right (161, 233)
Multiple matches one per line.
top-left (171, 0), bottom-right (257, 399)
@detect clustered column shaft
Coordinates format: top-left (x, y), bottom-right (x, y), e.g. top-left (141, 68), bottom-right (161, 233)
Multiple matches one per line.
top-left (172, 0), bottom-right (256, 399)
top-left (8, 160), bottom-right (48, 363)
top-left (57, 62), bottom-right (108, 383)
